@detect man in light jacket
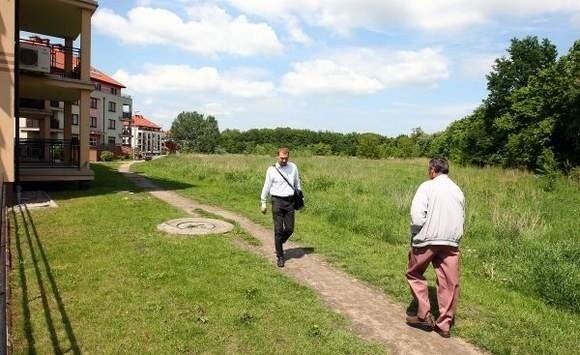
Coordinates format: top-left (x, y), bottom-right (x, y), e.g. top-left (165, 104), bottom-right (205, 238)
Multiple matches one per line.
top-left (405, 157), bottom-right (465, 338)
top-left (260, 147), bottom-right (302, 268)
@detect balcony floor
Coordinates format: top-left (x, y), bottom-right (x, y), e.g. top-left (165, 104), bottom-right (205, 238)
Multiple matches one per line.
top-left (19, 166), bottom-right (94, 182)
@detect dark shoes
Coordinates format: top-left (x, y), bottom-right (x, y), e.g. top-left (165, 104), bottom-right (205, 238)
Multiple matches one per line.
top-left (434, 326), bottom-right (451, 338)
top-left (276, 256), bottom-right (285, 268)
top-left (406, 313), bottom-right (434, 331)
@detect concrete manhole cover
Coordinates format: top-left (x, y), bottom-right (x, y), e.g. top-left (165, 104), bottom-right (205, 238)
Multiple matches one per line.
top-left (157, 218), bottom-right (234, 236)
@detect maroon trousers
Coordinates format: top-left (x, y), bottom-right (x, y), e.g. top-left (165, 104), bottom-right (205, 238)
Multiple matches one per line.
top-left (406, 245), bottom-right (460, 332)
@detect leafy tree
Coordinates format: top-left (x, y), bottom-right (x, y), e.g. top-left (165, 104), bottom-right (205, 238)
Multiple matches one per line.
top-left (357, 133), bottom-right (382, 159)
top-left (170, 111), bottom-right (220, 153)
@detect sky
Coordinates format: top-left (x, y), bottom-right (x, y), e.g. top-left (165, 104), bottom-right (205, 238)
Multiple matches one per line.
top-left (89, 0), bottom-right (580, 136)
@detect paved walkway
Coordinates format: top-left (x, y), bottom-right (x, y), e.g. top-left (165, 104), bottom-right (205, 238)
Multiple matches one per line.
top-left (119, 162), bottom-right (485, 355)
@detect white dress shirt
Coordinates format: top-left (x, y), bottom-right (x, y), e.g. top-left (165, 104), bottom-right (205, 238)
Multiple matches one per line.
top-left (260, 162), bottom-right (302, 207)
top-left (410, 174), bottom-right (465, 247)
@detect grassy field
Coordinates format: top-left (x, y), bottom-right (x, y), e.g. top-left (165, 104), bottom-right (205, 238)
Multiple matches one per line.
top-left (10, 163), bottom-right (385, 354)
top-left (134, 154), bottom-right (580, 355)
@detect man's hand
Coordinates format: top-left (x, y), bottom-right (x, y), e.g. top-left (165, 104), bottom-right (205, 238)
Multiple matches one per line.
top-left (260, 204), bottom-right (267, 214)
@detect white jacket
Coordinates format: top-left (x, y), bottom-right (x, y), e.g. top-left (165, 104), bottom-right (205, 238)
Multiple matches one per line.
top-left (410, 174), bottom-right (465, 248)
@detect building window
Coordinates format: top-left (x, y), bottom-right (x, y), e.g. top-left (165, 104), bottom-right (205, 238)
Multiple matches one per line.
top-left (108, 119), bottom-right (116, 129)
top-left (108, 136), bottom-right (116, 145)
top-left (95, 83), bottom-right (102, 91)
top-left (90, 116), bottom-right (97, 128)
top-left (111, 87), bottom-right (118, 95)
top-left (50, 100), bottom-right (60, 108)
top-left (89, 137), bottom-right (97, 147)
top-left (72, 134), bottom-right (79, 141)
top-left (108, 101), bottom-right (116, 112)
top-left (72, 114), bottom-right (79, 125)
top-left (90, 97), bottom-right (98, 109)
top-left (26, 119), bottom-right (40, 128)
top-left (50, 118), bottom-right (60, 129)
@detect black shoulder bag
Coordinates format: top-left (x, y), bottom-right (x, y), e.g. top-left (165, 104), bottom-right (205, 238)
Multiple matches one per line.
top-left (274, 166), bottom-right (305, 210)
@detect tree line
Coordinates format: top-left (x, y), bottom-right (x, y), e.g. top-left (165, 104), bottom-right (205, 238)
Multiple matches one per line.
top-left (170, 36), bottom-right (579, 172)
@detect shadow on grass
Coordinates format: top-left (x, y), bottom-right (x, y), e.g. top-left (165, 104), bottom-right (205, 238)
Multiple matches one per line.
top-left (12, 204), bottom-right (81, 354)
top-left (405, 286), bottom-right (440, 320)
top-left (19, 163), bottom-right (195, 201)
top-left (284, 247), bottom-right (315, 260)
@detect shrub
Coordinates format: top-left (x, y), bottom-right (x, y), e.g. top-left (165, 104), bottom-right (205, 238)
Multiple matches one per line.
top-left (100, 150), bottom-right (115, 161)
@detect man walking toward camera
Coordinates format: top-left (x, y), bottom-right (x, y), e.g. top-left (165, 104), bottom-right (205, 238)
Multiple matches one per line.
top-left (260, 147), bottom-right (302, 268)
top-left (405, 157), bottom-right (465, 338)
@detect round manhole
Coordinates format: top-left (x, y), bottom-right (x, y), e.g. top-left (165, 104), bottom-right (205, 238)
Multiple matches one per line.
top-left (157, 218), bottom-right (234, 236)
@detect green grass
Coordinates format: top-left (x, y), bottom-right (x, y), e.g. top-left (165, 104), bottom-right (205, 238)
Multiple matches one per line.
top-left (10, 163), bottom-right (385, 354)
top-left (134, 154), bottom-right (580, 355)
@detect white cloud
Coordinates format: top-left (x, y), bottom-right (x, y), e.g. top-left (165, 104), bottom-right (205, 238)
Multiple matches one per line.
top-left (281, 47), bottom-right (449, 95)
top-left (281, 59), bottom-right (384, 95)
top-left (459, 54), bottom-right (499, 79)
top-left (335, 48), bottom-right (449, 88)
top-left (113, 64), bottom-right (275, 98)
top-left (224, 0), bottom-right (580, 33)
top-left (93, 6), bottom-right (283, 56)
top-left (203, 102), bottom-right (246, 117)
top-left (284, 16), bottom-right (313, 45)
top-left (571, 12), bottom-right (580, 28)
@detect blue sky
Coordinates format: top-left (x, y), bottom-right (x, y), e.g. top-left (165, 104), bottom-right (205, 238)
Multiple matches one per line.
top-left (90, 0), bottom-right (580, 136)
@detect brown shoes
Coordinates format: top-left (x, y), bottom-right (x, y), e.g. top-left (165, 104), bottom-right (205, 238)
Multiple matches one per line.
top-left (405, 313), bottom-right (434, 331)
top-left (434, 326), bottom-right (451, 338)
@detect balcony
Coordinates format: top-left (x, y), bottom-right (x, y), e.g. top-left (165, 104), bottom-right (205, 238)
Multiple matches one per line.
top-left (19, 39), bottom-right (93, 102)
top-left (19, 39), bottom-right (82, 80)
top-left (18, 139), bottom-right (80, 168)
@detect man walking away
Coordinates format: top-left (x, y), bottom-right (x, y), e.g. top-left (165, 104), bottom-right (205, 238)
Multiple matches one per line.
top-left (405, 157), bottom-right (465, 338)
top-left (260, 147), bottom-right (302, 268)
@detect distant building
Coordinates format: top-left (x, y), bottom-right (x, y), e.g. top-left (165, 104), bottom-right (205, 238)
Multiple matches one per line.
top-left (129, 115), bottom-right (163, 155)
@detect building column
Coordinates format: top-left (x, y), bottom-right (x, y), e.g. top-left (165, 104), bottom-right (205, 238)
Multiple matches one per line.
top-left (80, 10), bottom-right (91, 82)
top-left (79, 91), bottom-right (90, 167)
top-left (0, 0), bottom-right (15, 182)
top-left (63, 101), bottom-right (72, 163)
top-left (64, 37), bottom-right (73, 77)
top-left (42, 102), bottom-right (51, 162)
top-left (79, 8), bottom-right (92, 167)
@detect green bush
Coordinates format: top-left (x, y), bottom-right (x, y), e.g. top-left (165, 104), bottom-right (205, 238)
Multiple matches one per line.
top-left (100, 150), bottom-right (115, 161)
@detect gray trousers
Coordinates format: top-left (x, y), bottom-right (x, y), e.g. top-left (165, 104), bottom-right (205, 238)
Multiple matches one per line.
top-left (272, 196), bottom-right (295, 257)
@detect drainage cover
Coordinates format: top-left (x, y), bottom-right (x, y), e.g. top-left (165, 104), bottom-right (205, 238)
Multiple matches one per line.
top-left (157, 218), bottom-right (233, 235)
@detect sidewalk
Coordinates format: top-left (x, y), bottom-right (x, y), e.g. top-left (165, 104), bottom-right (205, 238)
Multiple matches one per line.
top-left (120, 162), bottom-right (485, 355)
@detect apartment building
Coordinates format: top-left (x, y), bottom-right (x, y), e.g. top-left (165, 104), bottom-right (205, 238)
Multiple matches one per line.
top-left (129, 115), bottom-right (163, 155)
top-left (1, 0), bottom-right (98, 185)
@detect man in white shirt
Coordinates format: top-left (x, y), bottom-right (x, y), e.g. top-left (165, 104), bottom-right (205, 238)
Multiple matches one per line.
top-left (260, 147), bottom-right (302, 267)
top-left (405, 157), bottom-right (465, 338)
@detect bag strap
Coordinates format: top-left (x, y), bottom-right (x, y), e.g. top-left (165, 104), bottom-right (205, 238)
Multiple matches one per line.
top-left (273, 165), bottom-right (297, 192)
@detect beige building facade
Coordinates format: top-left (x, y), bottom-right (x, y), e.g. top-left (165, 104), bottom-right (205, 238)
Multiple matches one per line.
top-left (0, 0), bottom-right (98, 186)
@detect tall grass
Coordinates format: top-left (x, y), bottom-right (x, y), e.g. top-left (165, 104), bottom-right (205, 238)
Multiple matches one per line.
top-left (10, 163), bottom-right (385, 354)
top-left (135, 154), bottom-right (580, 354)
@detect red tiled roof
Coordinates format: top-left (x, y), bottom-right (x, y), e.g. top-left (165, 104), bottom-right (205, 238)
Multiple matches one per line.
top-left (90, 67), bottom-right (126, 88)
top-left (132, 115), bottom-right (161, 129)
top-left (50, 46), bottom-right (125, 88)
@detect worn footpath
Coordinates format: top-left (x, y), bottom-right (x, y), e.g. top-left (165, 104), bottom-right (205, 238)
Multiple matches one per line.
top-left (119, 162), bottom-right (485, 355)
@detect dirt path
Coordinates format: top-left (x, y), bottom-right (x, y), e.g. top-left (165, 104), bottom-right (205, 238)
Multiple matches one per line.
top-left (119, 162), bottom-right (485, 355)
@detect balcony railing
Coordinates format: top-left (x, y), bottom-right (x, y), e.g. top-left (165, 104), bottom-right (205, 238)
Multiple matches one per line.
top-left (18, 139), bottom-right (80, 168)
top-left (50, 45), bottom-right (82, 79)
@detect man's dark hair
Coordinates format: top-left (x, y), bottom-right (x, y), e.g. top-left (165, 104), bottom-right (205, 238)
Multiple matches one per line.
top-left (429, 157), bottom-right (449, 174)
top-left (277, 147), bottom-right (290, 155)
